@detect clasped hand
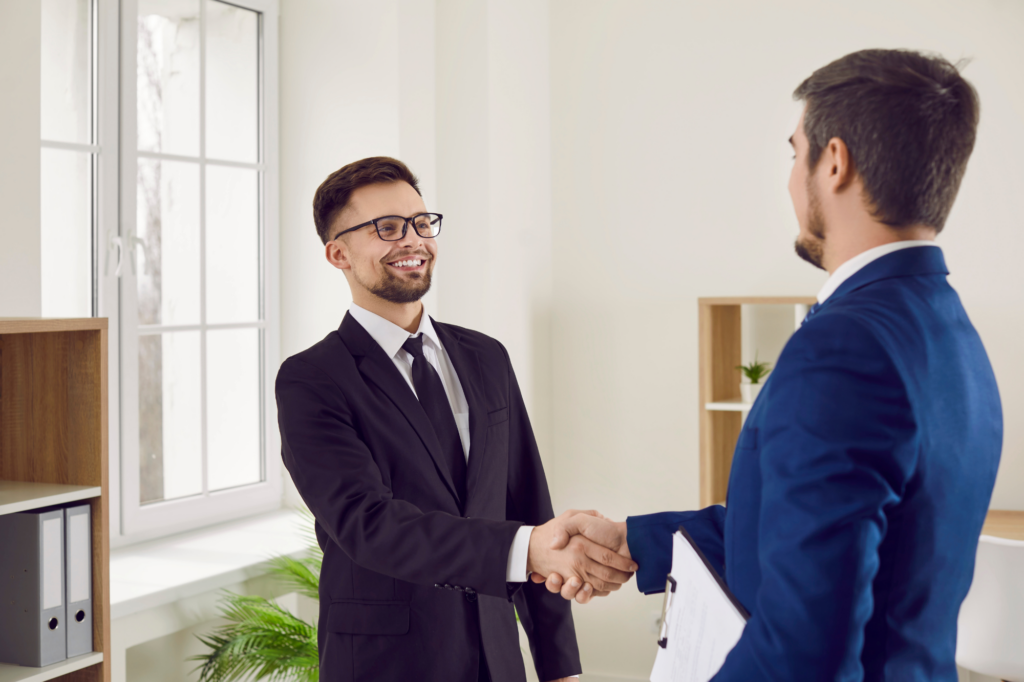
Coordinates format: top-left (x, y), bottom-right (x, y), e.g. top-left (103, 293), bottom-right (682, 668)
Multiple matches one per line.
top-left (527, 510), bottom-right (633, 604)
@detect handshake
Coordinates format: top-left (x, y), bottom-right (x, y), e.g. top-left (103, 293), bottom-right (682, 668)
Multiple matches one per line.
top-left (526, 510), bottom-right (635, 604)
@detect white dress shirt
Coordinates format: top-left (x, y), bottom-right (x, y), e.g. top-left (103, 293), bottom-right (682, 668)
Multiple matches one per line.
top-left (348, 304), bottom-right (534, 583)
top-left (817, 240), bottom-right (938, 304)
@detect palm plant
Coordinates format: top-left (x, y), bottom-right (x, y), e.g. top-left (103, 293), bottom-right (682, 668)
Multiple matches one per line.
top-left (190, 508), bottom-right (322, 682)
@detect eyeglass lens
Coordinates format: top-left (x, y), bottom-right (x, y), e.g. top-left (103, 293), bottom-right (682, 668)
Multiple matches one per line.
top-left (375, 214), bottom-right (441, 241)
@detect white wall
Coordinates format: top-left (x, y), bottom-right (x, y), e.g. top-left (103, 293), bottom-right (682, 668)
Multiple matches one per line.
top-left (548, 0), bottom-right (1024, 678)
top-left (0, 0), bottom-right (42, 317)
top-left (435, 0), bottom-right (554, 448)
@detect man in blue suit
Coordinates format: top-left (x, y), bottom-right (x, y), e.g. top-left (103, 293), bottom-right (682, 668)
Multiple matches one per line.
top-left (535, 49), bottom-right (1003, 680)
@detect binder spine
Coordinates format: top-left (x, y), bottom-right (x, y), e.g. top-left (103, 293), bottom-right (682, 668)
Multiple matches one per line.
top-left (0, 509), bottom-right (67, 667)
top-left (65, 504), bottom-right (93, 658)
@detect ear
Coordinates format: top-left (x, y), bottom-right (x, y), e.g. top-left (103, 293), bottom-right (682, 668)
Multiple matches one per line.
top-left (325, 237), bottom-right (352, 271)
top-left (823, 136), bottom-right (855, 193)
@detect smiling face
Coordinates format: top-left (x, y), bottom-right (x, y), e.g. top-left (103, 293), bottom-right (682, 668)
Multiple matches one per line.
top-left (327, 181), bottom-right (437, 305)
top-left (788, 108), bottom-right (827, 270)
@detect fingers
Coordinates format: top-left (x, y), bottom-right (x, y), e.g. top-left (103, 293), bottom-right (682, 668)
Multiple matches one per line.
top-left (545, 573), bottom-right (563, 594)
top-left (560, 575), bottom-right (584, 601)
top-left (559, 509), bottom-right (600, 520)
top-left (549, 509), bottom-right (600, 550)
top-left (580, 535), bottom-right (638, 574)
top-left (567, 514), bottom-right (629, 555)
top-left (530, 573), bottom-right (547, 584)
top-left (570, 583), bottom-right (610, 604)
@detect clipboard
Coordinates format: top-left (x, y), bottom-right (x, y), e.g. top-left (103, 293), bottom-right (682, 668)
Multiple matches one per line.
top-left (650, 526), bottom-right (749, 682)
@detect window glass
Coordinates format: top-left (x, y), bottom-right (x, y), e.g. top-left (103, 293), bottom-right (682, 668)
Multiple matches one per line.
top-left (139, 331), bottom-right (203, 504)
top-left (207, 328), bottom-right (261, 491)
top-left (136, 158), bottom-right (201, 326)
top-left (206, 165), bottom-right (259, 323)
top-left (206, 1), bottom-right (259, 163)
top-left (137, 0), bottom-right (201, 156)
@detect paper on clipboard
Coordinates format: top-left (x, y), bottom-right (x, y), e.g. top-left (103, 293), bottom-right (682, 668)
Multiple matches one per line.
top-left (650, 529), bottom-right (749, 682)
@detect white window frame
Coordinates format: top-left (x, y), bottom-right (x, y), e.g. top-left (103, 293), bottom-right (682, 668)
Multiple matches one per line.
top-left (111, 0), bottom-right (281, 543)
top-left (38, 0), bottom-right (123, 545)
top-left (39, 0), bottom-right (101, 322)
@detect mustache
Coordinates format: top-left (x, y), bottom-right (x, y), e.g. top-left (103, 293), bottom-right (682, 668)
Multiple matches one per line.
top-left (381, 250), bottom-right (432, 263)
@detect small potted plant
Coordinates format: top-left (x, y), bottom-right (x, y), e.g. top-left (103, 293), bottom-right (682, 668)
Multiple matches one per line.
top-left (736, 354), bottom-right (772, 404)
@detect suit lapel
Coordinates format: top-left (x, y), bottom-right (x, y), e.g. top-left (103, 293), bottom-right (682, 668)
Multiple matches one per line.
top-left (337, 313), bottom-right (462, 508)
top-left (433, 321), bottom-right (490, 500)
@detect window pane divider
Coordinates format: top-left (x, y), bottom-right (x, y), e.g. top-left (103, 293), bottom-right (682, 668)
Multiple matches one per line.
top-left (138, 321), bottom-right (265, 334)
top-left (136, 149), bottom-right (264, 170)
top-left (199, 0), bottom-right (209, 500)
top-left (41, 139), bottom-right (101, 153)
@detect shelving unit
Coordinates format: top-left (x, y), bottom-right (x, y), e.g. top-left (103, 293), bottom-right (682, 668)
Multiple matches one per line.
top-left (0, 482), bottom-right (103, 516)
top-left (0, 318), bottom-right (109, 682)
top-left (704, 400), bottom-right (752, 413)
top-left (698, 297), bottom-right (815, 507)
top-left (0, 654), bottom-right (105, 682)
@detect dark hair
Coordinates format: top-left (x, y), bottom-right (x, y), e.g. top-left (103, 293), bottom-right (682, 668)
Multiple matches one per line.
top-left (312, 156), bottom-right (421, 244)
top-left (793, 49), bottom-right (979, 233)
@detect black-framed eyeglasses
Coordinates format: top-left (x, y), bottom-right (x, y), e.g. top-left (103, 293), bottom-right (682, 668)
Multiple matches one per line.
top-left (332, 213), bottom-right (443, 242)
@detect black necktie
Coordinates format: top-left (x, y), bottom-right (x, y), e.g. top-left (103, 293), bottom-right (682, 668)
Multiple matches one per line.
top-left (402, 335), bottom-right (467, 499)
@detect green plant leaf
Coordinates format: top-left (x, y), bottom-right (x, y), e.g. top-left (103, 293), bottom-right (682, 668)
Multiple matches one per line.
top-left (736, 352), bottom-right (772, 385)
top-left (193, 506), bottom-right (324, 681)
top-left (189, 594), bottom-right (319, 682)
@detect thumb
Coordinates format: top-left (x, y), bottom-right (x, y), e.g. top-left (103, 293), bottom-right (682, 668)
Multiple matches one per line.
top-left (548, 509), bottom-right (597, 549)
top-left (550, 511), bottom-right (593, 549)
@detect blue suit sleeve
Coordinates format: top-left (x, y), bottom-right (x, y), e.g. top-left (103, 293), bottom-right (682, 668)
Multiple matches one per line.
top-left (713, 316), bottom-right (917, 681)
top-left (627, 506), bottom-right (726, 594)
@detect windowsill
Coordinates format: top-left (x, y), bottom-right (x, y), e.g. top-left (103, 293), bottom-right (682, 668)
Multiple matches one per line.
top-left (110, 509), bottom-right (310, 620)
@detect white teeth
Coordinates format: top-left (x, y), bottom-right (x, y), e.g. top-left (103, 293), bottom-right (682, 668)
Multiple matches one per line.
top-left (391, 259), bottom-right (422, 268)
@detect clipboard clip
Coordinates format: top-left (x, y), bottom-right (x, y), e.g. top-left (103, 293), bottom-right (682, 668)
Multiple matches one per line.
top-left (657, 575), bottom-right (677, 649)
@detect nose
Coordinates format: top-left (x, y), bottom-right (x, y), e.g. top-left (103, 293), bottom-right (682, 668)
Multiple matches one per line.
top-left (396, 220), bottom-right (427, 250)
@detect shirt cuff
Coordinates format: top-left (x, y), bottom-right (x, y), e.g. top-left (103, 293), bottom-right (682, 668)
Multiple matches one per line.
top-left (506, 525), bottom-right (534, 582)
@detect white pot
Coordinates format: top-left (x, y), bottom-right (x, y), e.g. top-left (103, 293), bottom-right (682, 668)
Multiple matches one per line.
top-left (740, 382), bottom-right (763, 404)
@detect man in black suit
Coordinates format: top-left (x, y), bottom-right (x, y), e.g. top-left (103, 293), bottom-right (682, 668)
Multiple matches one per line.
top-left (276, 157), bottom-right (636, 682)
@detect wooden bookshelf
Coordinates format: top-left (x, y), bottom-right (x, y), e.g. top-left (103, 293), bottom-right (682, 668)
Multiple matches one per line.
top-left (0, 318), bottom-right (109, 682)
top-left (698, 298), bottom-right (815, 506)
top-left (982, 510), bottom-right (1024, 542)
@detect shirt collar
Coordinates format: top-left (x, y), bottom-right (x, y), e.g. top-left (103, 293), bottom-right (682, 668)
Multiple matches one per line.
top-left (348, 303), bottom-right (441, 359)
top-left (817, 240), bottom-right (938, 304)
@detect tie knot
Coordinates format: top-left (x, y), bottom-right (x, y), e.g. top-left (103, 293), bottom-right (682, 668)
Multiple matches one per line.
top-left (402, 335), bottom-right (426, 360)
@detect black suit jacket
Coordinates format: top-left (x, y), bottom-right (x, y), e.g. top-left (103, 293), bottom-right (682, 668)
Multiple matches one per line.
top-left (276, 313), bottom-right (581, 682)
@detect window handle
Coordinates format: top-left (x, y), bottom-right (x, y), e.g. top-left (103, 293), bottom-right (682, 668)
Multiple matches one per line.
top-left (105, 229), bottom-right (123, 278)
top-left (115, 227), bottom-right (147, 277)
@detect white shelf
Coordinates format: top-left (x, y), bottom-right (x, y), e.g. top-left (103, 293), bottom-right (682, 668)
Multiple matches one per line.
top-left (0, 481), bottom-right (102, 517)
top-left (0, 652), bottom-right (103, 682)
top-left (705, 400), bottom-right (753, 412)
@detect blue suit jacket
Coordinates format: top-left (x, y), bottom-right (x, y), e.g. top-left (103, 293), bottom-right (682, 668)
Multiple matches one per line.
top-left (628, 246), bottom-right (1002, 681)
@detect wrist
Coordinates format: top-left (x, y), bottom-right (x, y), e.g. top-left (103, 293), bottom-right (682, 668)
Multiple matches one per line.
top-left (526, 525), bottom-right (539, 574)
top-left (616, 520), bottom-right (631, 559)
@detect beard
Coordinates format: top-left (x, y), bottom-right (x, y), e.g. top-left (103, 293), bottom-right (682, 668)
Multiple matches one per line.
top-left (794, 178), bottom-right (827, 270)
top-left (356, 255), bottom-right (434, 304)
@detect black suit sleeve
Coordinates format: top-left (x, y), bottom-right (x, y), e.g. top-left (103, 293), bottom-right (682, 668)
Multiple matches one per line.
top-left (500, 344), bottom-right (583, 680)
top-left (276, 356), bottom-right (522, 599)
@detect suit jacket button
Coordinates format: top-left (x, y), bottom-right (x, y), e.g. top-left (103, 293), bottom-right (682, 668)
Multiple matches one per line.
top-left (434, 584), bottom-right (441, 589)
top-left (444, 584), bottom-right (454, 590)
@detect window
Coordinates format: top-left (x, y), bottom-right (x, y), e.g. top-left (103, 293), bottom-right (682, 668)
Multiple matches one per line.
top-left (118, 0), bottom-right (280, 538)
top-left (40, 0), bottom-right (96, 318)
